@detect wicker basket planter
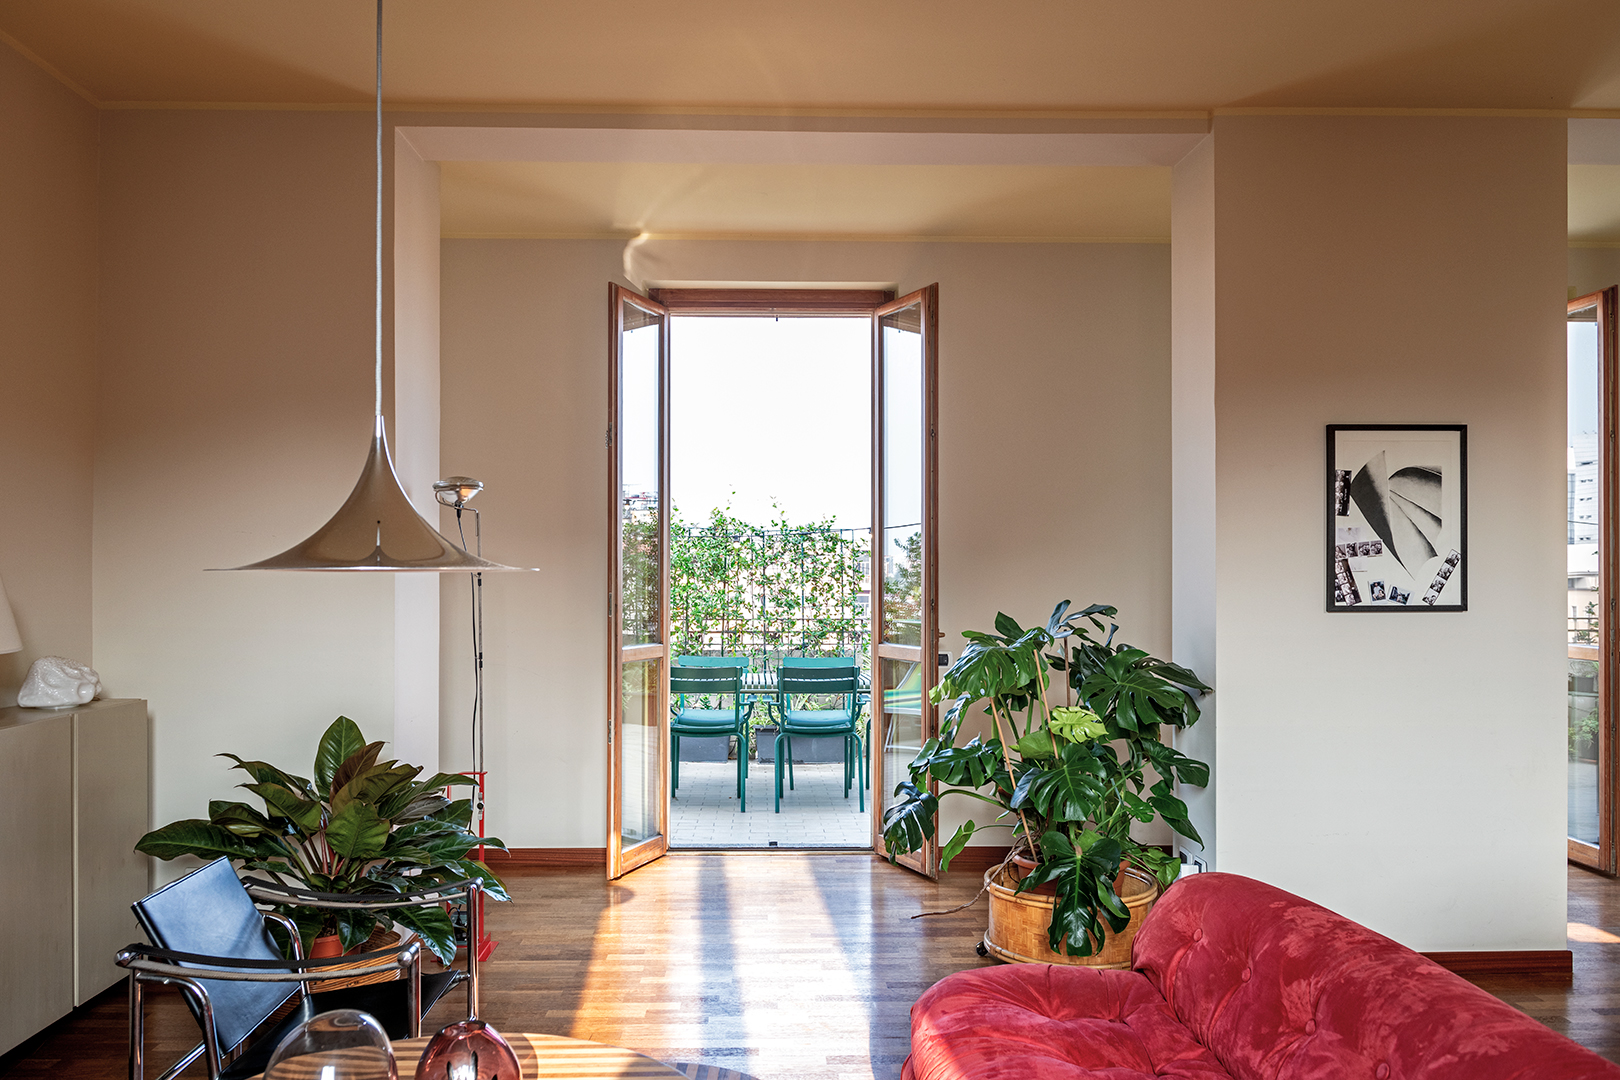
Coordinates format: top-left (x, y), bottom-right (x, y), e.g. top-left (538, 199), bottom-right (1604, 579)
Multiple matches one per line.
top-left (982, 862), bottom-right (1158, 969)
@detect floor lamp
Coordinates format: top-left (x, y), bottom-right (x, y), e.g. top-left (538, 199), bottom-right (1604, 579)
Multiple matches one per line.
top-left (434, 475), bottom-right (497, 962)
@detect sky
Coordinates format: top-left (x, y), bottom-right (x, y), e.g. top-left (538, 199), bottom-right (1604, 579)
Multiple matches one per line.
top-left (671, 316), bottom-right (871, 529)
top-left (1570, 321), bottom-right (1600, 444)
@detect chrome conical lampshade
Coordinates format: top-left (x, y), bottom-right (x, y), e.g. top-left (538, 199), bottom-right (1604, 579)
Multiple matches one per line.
top-left (217, 418), bottom-right (522, 572)
top-left (219, 1), bottom-right (526, 575)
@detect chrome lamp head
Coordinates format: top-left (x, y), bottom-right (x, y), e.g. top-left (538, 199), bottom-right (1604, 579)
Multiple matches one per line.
top-left (434, 476), bottom-right (485, 510)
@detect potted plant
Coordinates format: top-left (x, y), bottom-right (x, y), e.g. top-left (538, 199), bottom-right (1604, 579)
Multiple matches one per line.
top-left (136, 716), bottom-right (508, 963)
top-left (881, 601), bottom-right (1209, 964)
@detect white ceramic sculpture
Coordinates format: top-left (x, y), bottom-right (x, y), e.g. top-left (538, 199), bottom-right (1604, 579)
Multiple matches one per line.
top-left (18, 656), bottom-right (102, 708)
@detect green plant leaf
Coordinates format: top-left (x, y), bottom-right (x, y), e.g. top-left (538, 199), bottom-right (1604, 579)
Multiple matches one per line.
top-left (453, 858), bottom-right (510, 901)
top-left (1044, 600), bottom-right (1073, 637)
top-left (993, 611), bottom-right (1026, 640)
top-left (329, 741), bottom-right (386, 797)
top-left (332, 763), bottom-right (420, 815)
top-left (336, 909), bottom-right (379, 952)
top-left (424, 797), bottom-right (473, 828)
top-left (390, 902), bottom-right (458, 964)
top-left (1013, 745), bottom-right (1106, 822)
top-left (207, 800), bottom-right (276, 837)
top-left (880, 781), bottom-right (938, 856)
top-left (1012, 726), bottom-right (1056, 760)
top-left (135, 819), bottom-right (280, 861)
top-left (324, 802), bottom-right (390, 859)
top-left (313, 716), bottom-right (368, 792)
top-left (242, 782), bottom-right (325, 832)
top-left (220, 755), bottom-right (316, 800)
top-left (939, 821), bottom-right (976, 872)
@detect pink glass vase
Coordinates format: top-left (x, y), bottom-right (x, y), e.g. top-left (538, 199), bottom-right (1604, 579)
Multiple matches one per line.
top-left (414, 1021), bottom-right (521, 1080)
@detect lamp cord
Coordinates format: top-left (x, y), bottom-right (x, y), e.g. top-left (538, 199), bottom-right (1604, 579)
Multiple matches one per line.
top-left (374, 0), bottom-right (383, 420)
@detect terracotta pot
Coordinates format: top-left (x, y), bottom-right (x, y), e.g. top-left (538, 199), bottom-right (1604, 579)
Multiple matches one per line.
top-left (983, 861), bottom-right (1158, 969)
top-left (310, 932), bottom-right (345, 958)
top-left (1007, 853), bottom-right (1055, 895)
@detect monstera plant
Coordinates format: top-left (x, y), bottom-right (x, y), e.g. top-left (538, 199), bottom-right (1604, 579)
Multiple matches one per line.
top-left (137, 716), bottom-right (507, 962)
top-left (882, 601), bottom-right (1209, 958)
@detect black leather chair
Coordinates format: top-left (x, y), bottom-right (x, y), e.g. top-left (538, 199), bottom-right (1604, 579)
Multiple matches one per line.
top-left (118, 858), bottom-right (482, 1080)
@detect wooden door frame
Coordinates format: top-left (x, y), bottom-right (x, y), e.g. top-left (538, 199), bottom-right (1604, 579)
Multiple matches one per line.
top-left (869, 285), bottom-right (941, 876)
top-left (1571, 286), bottom-right (1620, 875)
top-left (607, 283), bottom-right (673, 880)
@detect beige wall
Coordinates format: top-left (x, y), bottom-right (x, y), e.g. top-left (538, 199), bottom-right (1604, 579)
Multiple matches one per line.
top-left (1569, 247), bottom-right (1620, 298)
top-left (94, 109), bottom-right (397, 846)
top-left (1193, 116), bottom-right (1568, 951)
top-left (393, 132), bottom-right (443, 773)
top-left (0, 42), bottom-right (99, 704)
top-left (439, 237), bottom-right (1174, 848)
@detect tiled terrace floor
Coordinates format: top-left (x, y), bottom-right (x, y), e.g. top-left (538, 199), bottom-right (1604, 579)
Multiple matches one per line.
top-left (669, 759), bottom-right (871, 848)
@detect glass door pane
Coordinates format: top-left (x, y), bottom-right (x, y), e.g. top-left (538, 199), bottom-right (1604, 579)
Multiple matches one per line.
top-left (620, 657), bottom-right (662, 846)
top-left (609, 285), bottom-right (670, 879)
top-left (1569, 288), bottom-right (1617, 874)
top-left (871, 287), bottom-right (939, 875)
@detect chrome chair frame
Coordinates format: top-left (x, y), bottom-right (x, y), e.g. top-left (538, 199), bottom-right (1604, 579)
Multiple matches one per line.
top-left (117, 915), bottom-right (422, 1080)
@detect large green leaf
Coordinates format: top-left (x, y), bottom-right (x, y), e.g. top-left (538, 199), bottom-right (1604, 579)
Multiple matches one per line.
top-left (329, 741), bottom-right (385, 797)
top-left (242, 782), bottom-right (325, 832)
top-left (208, 800), bottom-right (278, 838)
top-left (336, 909), bottom-right (379, 952)
top-left (452, 858), bottom-right (510, 901)
top-left (1012, 745), bottom-right (1106, 822)
top-left (422, 797), bottom-right (472, 828)
top-left (136, 819), bottom-right (280, 861)
top-left (390, 902), bottom-right (457, 964)
top-left (332, 763), bottom-right (420, 816)
top-left (220, 755), bottom-right (316, 800)
top-left (313, 716), bottom-right (368, 792)
top-left (382, 822), bottom-right (484, 862)
top-left (933, 626), bottom-right (1050, 705)
top-left (324, 802), bottom-right (390, 859)
top-left (880, 781), bottom-right (938, 857)
top-left (1012, 726), bottom-right (1057, 760)
top-left (938, 821), bottom-right (976, 872)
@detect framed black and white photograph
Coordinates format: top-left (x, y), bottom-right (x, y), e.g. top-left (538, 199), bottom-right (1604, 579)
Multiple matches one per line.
top-left (1326, 425), bottom-right (1466, 612)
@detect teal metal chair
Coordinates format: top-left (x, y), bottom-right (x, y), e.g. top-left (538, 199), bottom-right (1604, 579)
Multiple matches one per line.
top-left (670, 664), bottom-right (752, 811)
top-left (780, 656), bottom-right (869, 791)
top-left (772, 666), bottom-right (864, 814)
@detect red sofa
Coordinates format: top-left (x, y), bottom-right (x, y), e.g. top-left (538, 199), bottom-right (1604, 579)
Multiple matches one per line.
top-left (904, 872), bottom-right (1620, 1080)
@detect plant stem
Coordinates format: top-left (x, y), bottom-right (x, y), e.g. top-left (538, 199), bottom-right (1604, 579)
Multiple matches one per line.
top-left (987, 696), bottom-right (1036, 859)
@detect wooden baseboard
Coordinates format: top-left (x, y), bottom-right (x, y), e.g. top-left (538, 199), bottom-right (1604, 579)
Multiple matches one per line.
top-left (941, 846), bottom-right (1012, 873)
top-left (482, 847), bottom-right (606, 867)
top-left (1421, 950), bottom-right (1573, 977)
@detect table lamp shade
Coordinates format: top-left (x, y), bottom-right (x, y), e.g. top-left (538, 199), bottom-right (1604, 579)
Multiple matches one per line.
top-left (0, 575), bottom-right (20, 655)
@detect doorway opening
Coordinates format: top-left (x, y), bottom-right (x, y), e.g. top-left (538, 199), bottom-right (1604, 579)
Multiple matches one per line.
top-left (607, 284), bottom-right (940, 879)
top-left (664, 310), bottom-right (873, 849)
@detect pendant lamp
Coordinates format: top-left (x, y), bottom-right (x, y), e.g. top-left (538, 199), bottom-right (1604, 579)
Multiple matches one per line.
top-left (218, 1), bottom-right (521, 574)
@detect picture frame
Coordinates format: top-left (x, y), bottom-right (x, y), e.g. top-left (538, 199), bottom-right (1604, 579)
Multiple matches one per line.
top-left (1326, 425), bottom-right (1466, 613)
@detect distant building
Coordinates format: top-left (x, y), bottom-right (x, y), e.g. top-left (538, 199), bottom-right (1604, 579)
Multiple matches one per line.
top-left (1570, 433), bottom-right (1599, 544)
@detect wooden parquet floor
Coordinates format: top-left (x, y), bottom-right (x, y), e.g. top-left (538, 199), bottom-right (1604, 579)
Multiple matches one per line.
top-left (4, 857), bottom-right (1618, 1080)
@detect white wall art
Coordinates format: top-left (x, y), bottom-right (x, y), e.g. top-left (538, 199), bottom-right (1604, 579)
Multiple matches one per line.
top-left (1326, 425), bottom-right (1467, 612)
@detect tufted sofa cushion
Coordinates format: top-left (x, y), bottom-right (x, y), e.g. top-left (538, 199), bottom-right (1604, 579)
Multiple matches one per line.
top-left (903, 963), bottom-right (1237, 1080)
top-left (1131, 873), bottom-right (1620, 1080)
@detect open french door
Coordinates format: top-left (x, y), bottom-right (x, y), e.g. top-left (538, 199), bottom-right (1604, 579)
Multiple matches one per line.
top-left (1570, 286), bottom-right (1619, 875)
top-left (607, 284), bottom-right (672, 879)
top-left (870, 285), bottom-right (941, 877)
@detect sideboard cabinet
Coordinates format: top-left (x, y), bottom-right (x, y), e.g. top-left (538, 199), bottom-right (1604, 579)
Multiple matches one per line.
top-left (0, 698), bottom-right (150, 1055)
